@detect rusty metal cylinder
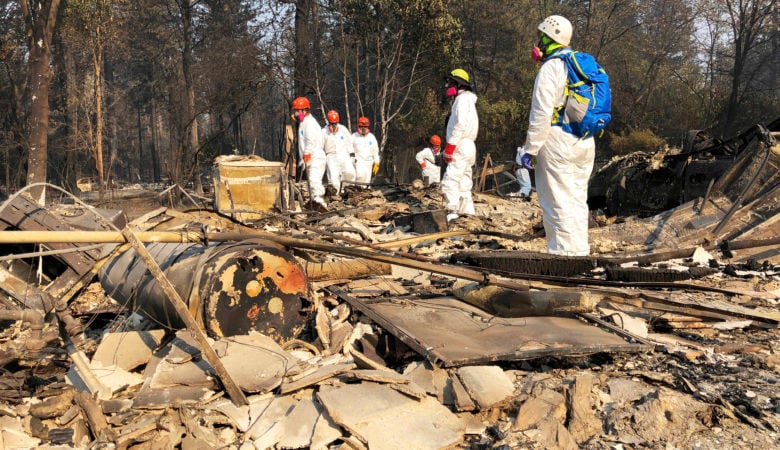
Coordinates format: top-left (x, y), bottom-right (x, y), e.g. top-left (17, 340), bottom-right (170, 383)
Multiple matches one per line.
top-left (98, 240), bottom-right (308, 340)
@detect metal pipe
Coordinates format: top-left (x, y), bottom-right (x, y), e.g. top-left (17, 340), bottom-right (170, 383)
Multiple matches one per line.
top-left (0, 229), bottom-right (532, 291)
top-left (0, 309), bottom-right (45, 355)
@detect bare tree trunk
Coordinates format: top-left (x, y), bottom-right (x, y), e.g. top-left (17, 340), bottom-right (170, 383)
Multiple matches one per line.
top-left (720, 0), bottom-right (775, 136)
top-left (21, 0), bottom-right (62, 204)
top-left (294, 0), bottom-right (316, 95)
top-left (179, 0), bottom-right (199, 191)
top-left (93, 43), bottom-right (105, 199)
top-left (136, 107), bottom-right (142, 181)
top-left (64, 41), bottom-right (79, 192)
top-left (3, 143), bottom-right (9, 192)
top-left (151, 98), bottom-right (161, 182)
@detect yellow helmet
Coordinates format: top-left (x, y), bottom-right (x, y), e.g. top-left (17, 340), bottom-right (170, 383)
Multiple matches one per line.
top-left (447, 68), bottom-right (471, 88)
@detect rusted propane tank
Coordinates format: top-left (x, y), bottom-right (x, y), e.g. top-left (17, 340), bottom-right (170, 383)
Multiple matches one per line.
top-left (98, 240), bottom-right (308, 340)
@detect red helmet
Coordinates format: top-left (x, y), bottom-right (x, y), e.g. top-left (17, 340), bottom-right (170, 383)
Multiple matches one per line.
top-left (292, 97), bottom-right (310, 110)
top-left (429, 134), bottom-right (441, 146)
top-left (327, 110), bottom-right (340, 124)
top-left (357, 116), bottom-right (370, 128)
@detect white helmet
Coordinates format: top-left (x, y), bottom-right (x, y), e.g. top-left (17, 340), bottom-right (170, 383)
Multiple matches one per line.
top-left (538, 15), bottom-right (572, 46)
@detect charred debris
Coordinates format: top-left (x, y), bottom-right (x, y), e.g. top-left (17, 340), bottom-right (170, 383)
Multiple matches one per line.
top-left (0, 122), bottom-right (779, 449)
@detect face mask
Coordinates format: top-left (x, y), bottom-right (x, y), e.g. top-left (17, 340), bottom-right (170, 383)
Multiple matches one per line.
top-left (446, 86), bottom-right (458, 97)
top-left (296, 112), bottom-right (306, 122)
top-left (531, 46), bottom-right (543, 62)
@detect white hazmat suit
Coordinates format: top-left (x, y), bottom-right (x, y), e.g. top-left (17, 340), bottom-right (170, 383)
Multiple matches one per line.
top-left (352, 131), bottom-right (380, 185)
top-left (443, 90), bottom-right (478, 217)
top-left (514, 146), bottom-right (533, 197)
top-left (322, 123), bottom-right (356, 193)
top-left (298, 114), bottom-right (327, 205)
top-left (518, 54), bottom-right (595, 256)
top-left (415, 147), bottom-right (441, 185)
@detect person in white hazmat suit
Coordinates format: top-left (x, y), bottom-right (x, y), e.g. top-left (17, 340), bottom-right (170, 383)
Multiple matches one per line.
top-left (352, 116), bottom-right (380, 186)
top-left (292, 96), bottom-right (327, 207)
top-left (509, 146), bottom-right (533, 199)
top-left (441, 68), bottom-right (478, 222)
top-left (415, 134), bottom-right (442, 186)
top-left (322, 110), bottom-right (356, 194)
top-left (516, 15), bottom-right (595, 255)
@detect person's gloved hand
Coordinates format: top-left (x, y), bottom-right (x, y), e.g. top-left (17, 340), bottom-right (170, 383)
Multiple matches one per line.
top-left (520, 153), bottom-right (534, 170)
top-left (515, 147), bottom-right (524, 166)
top-left (420, 161), bottom-right (427, 169)
top-left (303, 153), bottom-right (312, 164)
top-left (443, 143), bottom-right (456, 163)
top-left (372, 162), bottom-right (379, 175)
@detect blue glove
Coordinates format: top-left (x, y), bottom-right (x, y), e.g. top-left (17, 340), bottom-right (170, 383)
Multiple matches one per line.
top-left (520, 153), bottom-right (534, 170)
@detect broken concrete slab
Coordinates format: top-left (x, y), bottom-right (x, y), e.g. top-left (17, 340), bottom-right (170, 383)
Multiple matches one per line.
top-left (511, 386), bottom-right (579, 448)
top-left (91, 330), bottom-right (167, 371)
top-left (316, 382), bottom-right (465, 450)
top-left (147, 333), bottom-right (216, 389)
top-left (512, 386), bottom-right (579, 449)
top-left (209, 393), bottom-right (274, 432)
top-left (456, 365), bottom-right (515, 409)
top-left (245, 395), bottom-right (299, 442)
top-left (565, 373), bottom-right (602, 443)
top-left (267, 391), bottom-right (322, 449)
top-left (67, 361), bottom-right (144, 396)
top-left (447, 372), bottom-right (477, 411)
top-left (132, 331), bottom-right (217, 408)
top-left (310, 407), bottom-right (344, 450)
top-left (213, 333), bottom-right (300, 393)
top-left (402, 360), bottom-right (436, 395)
top-left (513, 388), bottom-right (566, 431)
top-left (0, 415), bottom-right (41, 449)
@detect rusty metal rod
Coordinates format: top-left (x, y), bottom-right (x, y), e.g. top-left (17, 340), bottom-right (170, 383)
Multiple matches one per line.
top-left (0, 230), bottom-right (531, 291)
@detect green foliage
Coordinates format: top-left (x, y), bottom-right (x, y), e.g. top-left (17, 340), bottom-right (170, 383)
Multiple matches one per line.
top-left (609, 128), bottom-right (667, 156)
top-left (476, 97), bottom-right (525, 162)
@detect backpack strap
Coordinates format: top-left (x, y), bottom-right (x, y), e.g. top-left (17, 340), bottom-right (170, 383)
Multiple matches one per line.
top-left (546, 49), bottom-right (574, 128)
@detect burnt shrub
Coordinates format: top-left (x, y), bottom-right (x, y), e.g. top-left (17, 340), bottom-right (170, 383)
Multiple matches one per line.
top-left (610, 128), bottom-right (667, 155)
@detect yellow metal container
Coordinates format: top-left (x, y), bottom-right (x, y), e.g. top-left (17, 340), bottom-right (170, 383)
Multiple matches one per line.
top-left (212, 155), bottom-right (284, 220)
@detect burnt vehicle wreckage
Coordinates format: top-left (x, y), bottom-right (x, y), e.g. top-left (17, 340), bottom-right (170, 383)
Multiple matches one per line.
top-left (588, 117), bottom-right (780, 218)
top-left (0, 119), bottom-right (778, 448)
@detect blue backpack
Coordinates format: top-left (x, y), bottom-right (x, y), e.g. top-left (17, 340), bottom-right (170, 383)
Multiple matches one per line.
top-left (550, 49), bottom-right (612, 138)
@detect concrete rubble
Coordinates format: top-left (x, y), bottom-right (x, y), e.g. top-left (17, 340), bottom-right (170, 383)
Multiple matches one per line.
top-left (0, 122), bottom-right (778, 449)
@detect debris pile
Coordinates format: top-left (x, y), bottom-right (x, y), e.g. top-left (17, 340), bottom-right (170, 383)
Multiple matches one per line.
top-left (0, 124), bottom-right (779, 449)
